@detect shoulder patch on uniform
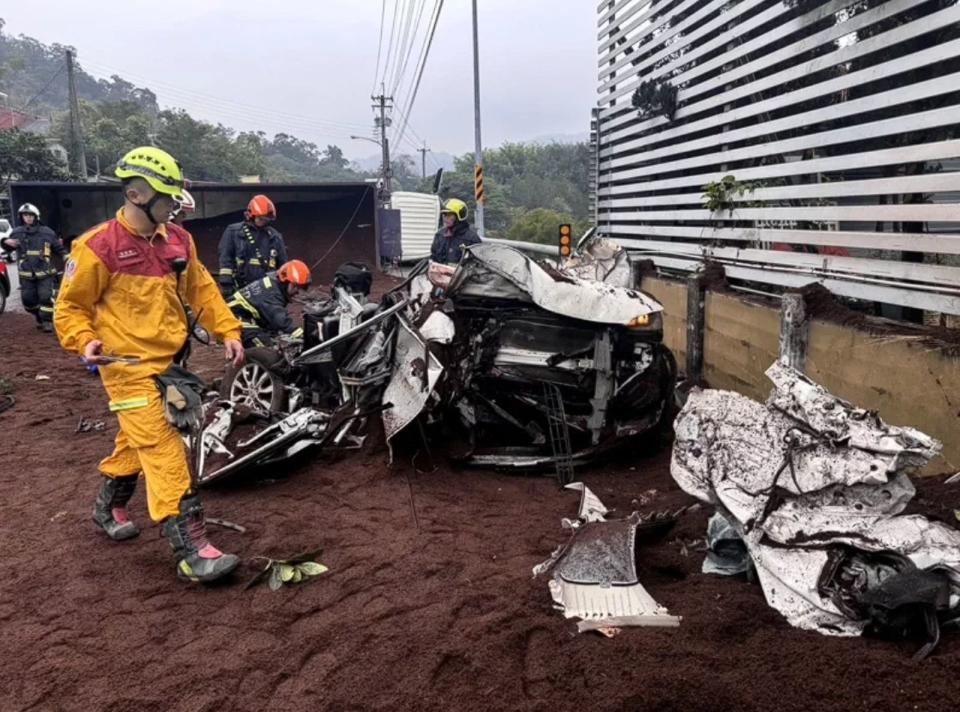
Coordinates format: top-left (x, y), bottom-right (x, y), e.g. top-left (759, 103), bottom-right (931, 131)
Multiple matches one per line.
top-left (64, 259), bottom-right (77, 279)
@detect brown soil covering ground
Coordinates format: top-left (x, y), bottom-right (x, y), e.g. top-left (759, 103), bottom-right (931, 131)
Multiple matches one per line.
top-left (2, 280), bottom-right (960, 711)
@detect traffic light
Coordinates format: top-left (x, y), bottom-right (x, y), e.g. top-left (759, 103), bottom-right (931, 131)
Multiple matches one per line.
top-left (559, 223), bottom-right (572, 259)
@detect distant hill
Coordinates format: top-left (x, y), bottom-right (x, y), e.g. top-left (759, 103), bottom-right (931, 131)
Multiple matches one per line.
top-left (351, 150), bottom-right (455, 174)
top-left (0, 18), bottom-right (157, 114)
top-left (528, 132), bottom-right (590, 145)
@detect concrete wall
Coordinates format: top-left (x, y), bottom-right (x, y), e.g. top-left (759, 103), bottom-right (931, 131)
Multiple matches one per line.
top-left (642, 276), bottom-right (960, 472)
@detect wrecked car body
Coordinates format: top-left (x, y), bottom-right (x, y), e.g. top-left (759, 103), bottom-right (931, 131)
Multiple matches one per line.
top-left (195, 242), bottom-right (676, 483)
top-left (195, 284), bottom-right (399, 484)
top-left (671, 362), bottom-right (960, 658)
top-left (388, 243), bottom-right (676, 470)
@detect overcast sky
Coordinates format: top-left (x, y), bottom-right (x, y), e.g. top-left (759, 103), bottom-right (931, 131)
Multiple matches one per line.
top-left (2, 1), bottom-right (598, 162)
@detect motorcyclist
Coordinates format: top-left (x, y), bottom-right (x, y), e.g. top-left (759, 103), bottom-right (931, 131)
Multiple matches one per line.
top-left (430, 198), bottom-right (481, 265)
top-left (217, 194), bottom-right (288, 296)
top-left (1, 204), bottom-right (66, 331)
top-left (227, 259), bottom-right (311, 348)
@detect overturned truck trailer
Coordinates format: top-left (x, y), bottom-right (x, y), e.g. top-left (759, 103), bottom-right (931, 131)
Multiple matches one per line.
top-left (9, 181), bottom-right (379, 284)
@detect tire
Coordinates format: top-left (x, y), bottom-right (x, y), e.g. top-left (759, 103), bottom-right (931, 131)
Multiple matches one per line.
top-left (220, 349), bottom-right (288, 413)
top-left (0, 288), bottom-right (6, 315)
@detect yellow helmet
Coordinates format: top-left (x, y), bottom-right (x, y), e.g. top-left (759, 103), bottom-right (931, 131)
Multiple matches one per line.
top-left (115, 146), bottom-right (185, 200)
top-left (441, 198), bottom-right (468, 222)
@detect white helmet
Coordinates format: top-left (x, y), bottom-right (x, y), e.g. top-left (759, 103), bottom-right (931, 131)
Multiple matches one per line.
top-left (18, 203), bottom-right (40, 219)
top-left (172, 189), bottom-right (196, 218)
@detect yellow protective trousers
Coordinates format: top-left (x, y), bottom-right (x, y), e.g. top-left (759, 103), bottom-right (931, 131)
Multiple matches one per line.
top-left (97, 379), bottom-right (191, 521)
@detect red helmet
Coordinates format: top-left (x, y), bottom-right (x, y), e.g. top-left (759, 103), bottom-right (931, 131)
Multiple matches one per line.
top-left (245, 194), bottom-right (276, 220)
top-left (277, 259), bottom-right (311, 286)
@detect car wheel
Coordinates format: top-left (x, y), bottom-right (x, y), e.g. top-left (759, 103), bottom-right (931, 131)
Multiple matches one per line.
top-left (221, 350), bottom-right (288, 412)
top-left (0, 287), bottom-right (6, 315)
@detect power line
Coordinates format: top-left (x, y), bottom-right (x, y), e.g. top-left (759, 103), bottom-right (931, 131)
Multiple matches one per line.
top-left (82, 60), bottom-right (371, 133)
top-left (371, 0), bottom-right (387, 95)
top-left (394, 0), bottom-right (444, 149)
top-left (392, 0), bottom-right (429, 98)
top-left (390, 0), bottom-right (423, 96)
top-left (394, 0), bottom-right (437, 111)
top-left (388, 0), bottom-right (414, 93)
top-left (21, 65), bottom-right (66, 109)
top-left (390, 103), bottom-right (424, 147)
top-left (380, 0), bottom-right (403, 91)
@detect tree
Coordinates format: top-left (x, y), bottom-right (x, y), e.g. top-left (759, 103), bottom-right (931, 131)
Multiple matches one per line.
top-left (54, 100), bottom-right (152, 176)
top-left (0, 128), bottom-right (68, 190)
top-left (506, 207), bottom-right (589, 246)
top-left (435, 142), bottom-right (591, 238)
top-left (155, 109), bottom-right (265, 181)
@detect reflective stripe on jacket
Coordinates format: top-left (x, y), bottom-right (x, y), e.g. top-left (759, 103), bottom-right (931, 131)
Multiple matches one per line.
top-left (217, 221), bottom-right (288, 290)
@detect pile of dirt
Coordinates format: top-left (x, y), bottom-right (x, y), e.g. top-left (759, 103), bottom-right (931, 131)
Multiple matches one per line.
top-left (2, 298), bottom-right (960, 711)
top-left (796, 282), bottom-right (960, 354)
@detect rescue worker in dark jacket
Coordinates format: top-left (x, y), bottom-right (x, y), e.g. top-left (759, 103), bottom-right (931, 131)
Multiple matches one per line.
top-left (0, 203), bottom-right (66, 331)
top-left (430, 198), bottom-right (481, 264)
top-left (217, 194), bottom-right (288, 297)
top-left (227, 259), bottom-right (311, 348)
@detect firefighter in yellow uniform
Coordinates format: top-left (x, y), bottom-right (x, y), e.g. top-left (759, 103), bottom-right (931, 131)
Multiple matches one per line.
top-left (54, 146), bottom-right (246, 584)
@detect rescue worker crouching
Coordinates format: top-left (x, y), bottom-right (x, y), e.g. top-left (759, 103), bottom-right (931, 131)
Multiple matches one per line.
top-left (228, 259), bottom-right (312, 348)
top-left (54, 145), bottom-right (245, 584)
top-left (217, 194), bottom-right (288, 297)
top-left (430, 198), bottom-right (481, 265)
top-left (0, 203), bottom-right (66, 331)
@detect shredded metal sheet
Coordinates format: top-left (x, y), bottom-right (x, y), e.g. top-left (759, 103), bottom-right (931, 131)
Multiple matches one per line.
top-left (535, 483), bottom-right (680, 631)
top-left (382, 316), bottom-right (443, 445)
top-left (671, 361), bottom-right (960, 636)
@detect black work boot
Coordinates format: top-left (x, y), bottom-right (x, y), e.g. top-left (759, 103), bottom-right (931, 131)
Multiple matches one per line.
top-left (161, 494), bottom-right (239, 583)
top-left (92, 474), bottom-right (141, 541)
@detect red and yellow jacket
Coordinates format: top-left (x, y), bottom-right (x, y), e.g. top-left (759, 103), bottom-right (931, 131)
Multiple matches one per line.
top-left (55, 209), bottom-right (241, 385)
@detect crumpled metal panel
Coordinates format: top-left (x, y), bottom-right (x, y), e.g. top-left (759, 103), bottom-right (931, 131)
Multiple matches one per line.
top-left (549, 579), bottom-right (666, 622)
top-left (671, 361), bottom-right (960, 637)
top-left (381, 315), bottom-right (443, 445)
top-left (448, 243), bottom-right (662, 325)
top-left (418, 310), bottom-right (455, 344)
top-left (561, 238), bottom-right (632, 288)
top-left (535, 484), bottom-right (680, 629)
top-left (555, 515), bottom-right (641, 586)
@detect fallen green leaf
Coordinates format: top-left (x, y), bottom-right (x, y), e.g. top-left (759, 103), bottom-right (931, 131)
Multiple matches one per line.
top-left (279, 564), bottom-right (296, 582)
top-left (298, 561), bottom-right (329, 577)
top-left (268, 566), bottom-right (283, 591)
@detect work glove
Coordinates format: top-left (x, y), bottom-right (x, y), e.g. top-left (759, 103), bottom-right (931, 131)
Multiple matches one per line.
top-left (155, 365), bottom-right (207, 431)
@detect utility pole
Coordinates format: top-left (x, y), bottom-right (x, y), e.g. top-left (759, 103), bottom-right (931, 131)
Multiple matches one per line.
top-left (471, 0), bottom-right (485, 236)
top-left (417, 143), bottom-right (430, 180)
top-left (65, 49), bottom-right (88, 179)
top-left (372, 92), bottom-right (393, 204)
